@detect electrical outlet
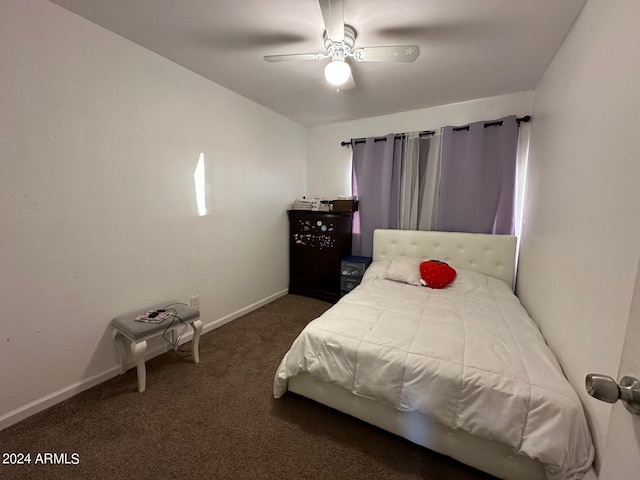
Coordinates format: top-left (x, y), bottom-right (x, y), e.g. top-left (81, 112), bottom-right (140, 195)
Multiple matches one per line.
top-left (190, 295), bottom-right (200, 309)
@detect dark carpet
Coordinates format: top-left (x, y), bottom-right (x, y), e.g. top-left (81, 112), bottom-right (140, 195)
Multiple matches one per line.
top-left (0, 294), bottom-right (496, 480)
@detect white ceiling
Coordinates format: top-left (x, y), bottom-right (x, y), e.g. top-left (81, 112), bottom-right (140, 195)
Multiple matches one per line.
top-left (49, 0), bottom-right (586, 127)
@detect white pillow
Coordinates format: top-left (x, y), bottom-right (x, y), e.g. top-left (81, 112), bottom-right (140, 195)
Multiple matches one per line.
top-left (361, 260), bottom-right (390, 283)
top-left (384, 256), bottom-right (423, 286)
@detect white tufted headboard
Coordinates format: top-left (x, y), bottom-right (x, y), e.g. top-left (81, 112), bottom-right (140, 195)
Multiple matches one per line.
top-left (373, 229), bottom-right (517, 287)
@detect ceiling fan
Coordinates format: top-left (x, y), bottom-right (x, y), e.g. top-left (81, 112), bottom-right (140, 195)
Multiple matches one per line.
top-left (263, 0), bottom-right (420, 89)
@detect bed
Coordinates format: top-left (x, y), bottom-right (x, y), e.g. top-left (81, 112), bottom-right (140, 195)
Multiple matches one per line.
top-left (275, 229), bottom-right (595, 480)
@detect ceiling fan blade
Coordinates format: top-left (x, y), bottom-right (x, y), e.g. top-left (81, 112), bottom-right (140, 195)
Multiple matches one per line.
top-left (318, 0), bottom-right (344, 42)
top-left (352, 45), bottom-right (420, 63)
top-left (264, 52), bottom-right (327, 63)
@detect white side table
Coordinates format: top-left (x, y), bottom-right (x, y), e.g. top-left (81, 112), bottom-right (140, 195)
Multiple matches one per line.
top-left (111, 301), bottom-right (202, 392)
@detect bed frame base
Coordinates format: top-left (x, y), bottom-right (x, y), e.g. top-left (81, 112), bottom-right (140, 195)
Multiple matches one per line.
top-left (284, 231), bottom-right (597, 479)
top-left (289, 373), bottom-right (547, 480)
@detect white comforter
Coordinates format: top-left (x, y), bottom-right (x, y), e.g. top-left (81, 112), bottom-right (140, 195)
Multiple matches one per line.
top-left (274, 263), bottom-right (594, 480)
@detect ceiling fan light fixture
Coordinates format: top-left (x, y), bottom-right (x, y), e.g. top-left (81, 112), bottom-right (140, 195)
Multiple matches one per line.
top-left (324, 59), bottom-right (351, 86)
top-left (263, 2), bottom-right (419, 90)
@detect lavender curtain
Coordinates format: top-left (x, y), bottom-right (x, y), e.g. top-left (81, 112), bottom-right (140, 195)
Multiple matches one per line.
top-left (436, 115), bottom-right (518, 234)
top-left (351, 134), bottom-right (403, 256)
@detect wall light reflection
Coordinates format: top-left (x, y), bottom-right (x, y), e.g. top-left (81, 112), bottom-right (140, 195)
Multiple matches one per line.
top-left (194, 152), bottom-right (207, 216)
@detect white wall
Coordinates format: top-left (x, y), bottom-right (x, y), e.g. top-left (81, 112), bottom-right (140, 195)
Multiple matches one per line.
top-left (0, 0), bottom-right (307, 427)
top-left (517, 0), bottom-right (640, 474)
top-left (306, 91), bottom-right (534, 199)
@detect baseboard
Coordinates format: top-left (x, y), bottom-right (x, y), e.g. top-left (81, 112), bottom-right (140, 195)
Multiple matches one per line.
top-left (0, 289), bottom-right (288, 431)
top-left (200, 288), bottom-right (288, 336)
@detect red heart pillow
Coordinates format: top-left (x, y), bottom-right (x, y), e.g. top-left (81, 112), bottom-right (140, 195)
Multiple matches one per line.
top-left (420, 260), bottom-right (456, 289)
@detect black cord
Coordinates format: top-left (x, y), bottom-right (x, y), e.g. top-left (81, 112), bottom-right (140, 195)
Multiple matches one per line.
top-left (161, 310), bottom-right (185, 346)
top-left (162, 302), bottom-right (189, 309)
top-left (159, 303), bottom-right (195, 356)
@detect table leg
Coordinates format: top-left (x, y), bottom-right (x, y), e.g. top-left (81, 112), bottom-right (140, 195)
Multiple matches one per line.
top-left (111, 329), bottom-right (127, 375)
top-left (191, 319), bottom-right (203, 364)
top-left (131, 340), bottom-right (148, 393)
top-left (171, 327), bottom-right (178, 352)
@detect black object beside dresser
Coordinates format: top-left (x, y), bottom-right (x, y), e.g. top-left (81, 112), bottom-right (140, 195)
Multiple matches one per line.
top-left (340, 255), bottom-right (372, 297)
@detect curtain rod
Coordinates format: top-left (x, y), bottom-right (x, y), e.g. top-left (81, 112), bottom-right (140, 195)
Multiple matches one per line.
top-left (340, 115), bottom-right (531, 147)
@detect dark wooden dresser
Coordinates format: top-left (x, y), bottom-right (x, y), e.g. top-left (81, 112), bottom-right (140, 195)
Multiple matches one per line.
top-left (287, 210), bottom-right (353, 303)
